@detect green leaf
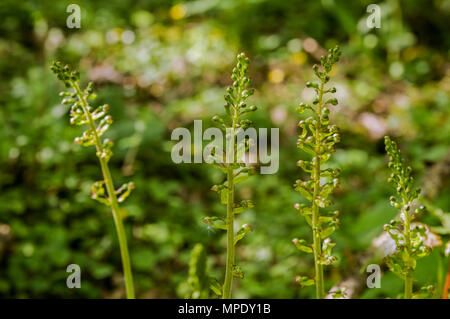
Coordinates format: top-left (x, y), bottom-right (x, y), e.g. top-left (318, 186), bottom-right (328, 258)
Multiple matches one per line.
top-left (298, 144), bottom-right (316, 156)
top-left (209, 278), bottom-right (222, 296)
top-left (234, 224), bottom-right (252, 245)
top-left (320, 226), bottom-right (336, 239)
top-left (292, 238), bottom-right (313, 253)
top-left (320, 183), bottom-right (335, 200)
top-left (304, 215), bottom-right (313, 227)
top-left (233, 200), bottom-right (255, 214)
top-left (295, 276), bottom-right (315, 287)
top-left (223, 172), bottom-right (250, 188)
top-left (202, 216), bottom-right (227, 230)
top-left (295, 185), bottom-right (312, 202)
top-left (233, 206), bottom-right (246, 214)
top-left (233, 172), bottom-right (249, 184)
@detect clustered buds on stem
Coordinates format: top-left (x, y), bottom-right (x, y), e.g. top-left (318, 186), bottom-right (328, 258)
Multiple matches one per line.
top-left (50, 61), bottom-right (135, 299)
top-left (292, 46), bottom-right (341, 298)
top-left (49, 46), bottom-right (440, 300)
top-left (51, 62), bottom-right (135, 206)
top-left (383, 136), bottom-right (431, 298)
top-left (203, 53), bottom-right (257, 299)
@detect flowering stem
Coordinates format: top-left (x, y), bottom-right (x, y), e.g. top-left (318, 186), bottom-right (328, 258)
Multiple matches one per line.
top-left (223, 101), bottom-right (238, 299)
top-left (311, 77), bottom-right (325, 299)
top-left (384, 136), bottom-right (430, 299)
top-left (223, 165), bottom-right (235, 299)
top-left (73, 82), bottom-right (135, 299)
top-left (402, 200), bottom-right (412, 299)
top-left (293, 46), bottom-right (341, 298)
top-left (206, 53), bottom-right (256, 299)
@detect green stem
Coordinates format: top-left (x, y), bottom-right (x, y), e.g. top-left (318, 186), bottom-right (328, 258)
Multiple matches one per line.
top-left (223, 165), bottom-right (235, 299)
top-left (223, 101), bottom-right (238, 299)
top-left (311, 77), bottom-right (325, 299)
top-left (405, 275), bottom-right (412, 299)
top-left (403, 202), bottom-right (412, 299)
top-left (222, 93), bottom-right (242, 299)
top-left (74, 83), bottom-right (135, 299)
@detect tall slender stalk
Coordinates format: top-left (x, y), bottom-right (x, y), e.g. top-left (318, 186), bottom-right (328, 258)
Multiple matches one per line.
top-left (223, 165), bottom-right (235, 299)
top-left (51, 62), bottom-right (135, 299)
top-left (403, 194), bottom-right (413, 299)
top-left (384, 136), bottom-right (431, 299)
top-left (292, 46), bottom-right (341, 299)
top-left (203, 53), bottom-right (257, 299)
top-left (311, 76), bottom-right (326, 299)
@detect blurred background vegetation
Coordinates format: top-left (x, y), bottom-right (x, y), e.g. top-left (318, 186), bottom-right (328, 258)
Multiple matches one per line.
top-left (0, 0), bottom-right (449, 298)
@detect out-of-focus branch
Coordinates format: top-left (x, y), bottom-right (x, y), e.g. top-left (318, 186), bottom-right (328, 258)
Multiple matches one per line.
top-left (0, 224), bottom-right (12, 262)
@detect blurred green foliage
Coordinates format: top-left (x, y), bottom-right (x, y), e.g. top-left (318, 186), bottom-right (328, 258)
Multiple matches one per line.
top-left (0, 0), bottom-right (449, 298)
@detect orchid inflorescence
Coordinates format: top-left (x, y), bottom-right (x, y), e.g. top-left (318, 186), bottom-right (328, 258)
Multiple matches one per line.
top-left (292, 46), bottom-right (341, 299)
top-left (202, 53), bottom-right (258, 299)
top-left (51, 61), bottom-right (135, 299)
top-left (383, 136), bottom-right (431, 299)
